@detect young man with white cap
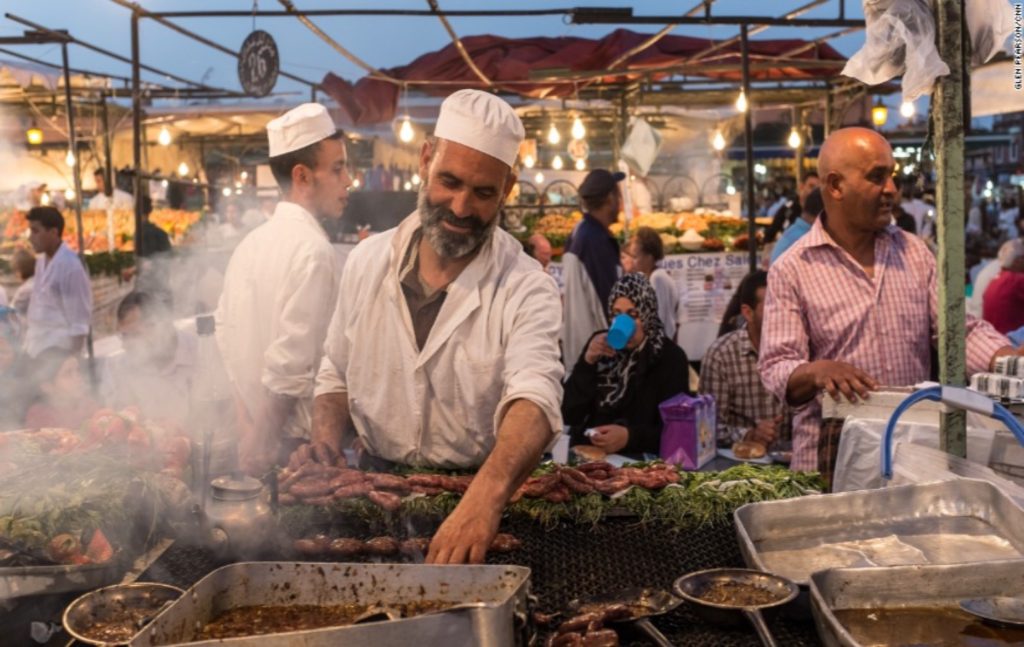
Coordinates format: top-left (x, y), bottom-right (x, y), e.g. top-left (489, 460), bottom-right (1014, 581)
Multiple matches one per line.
top-left (216, 103), bottom-right (351, 475)
top-left (312, 90), bottom-right (563, 564)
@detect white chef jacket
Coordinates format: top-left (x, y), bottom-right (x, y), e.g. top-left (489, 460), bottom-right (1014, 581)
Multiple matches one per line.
top-left (88, 189), bottom-right (134, 211)
top-left (24, 245), bottom-right (92, 358)
top-left (215, 202), bottom-right (340, 438)
top-left (315, 212), bottom-right (564, 469)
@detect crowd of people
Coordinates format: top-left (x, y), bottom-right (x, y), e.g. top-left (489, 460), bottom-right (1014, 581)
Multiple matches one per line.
top-left (1, 89), bottom-right (1022, 564)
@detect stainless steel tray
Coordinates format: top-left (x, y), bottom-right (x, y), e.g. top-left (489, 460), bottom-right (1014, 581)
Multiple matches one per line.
top-left (734, 479), bottom-right (1024, 585)
top-left (809, 560), bottom-right (1024, 647)
top-left (130, 561), bottom-right (531, 647)
top-left (0, 560), bottom-right (123, 600)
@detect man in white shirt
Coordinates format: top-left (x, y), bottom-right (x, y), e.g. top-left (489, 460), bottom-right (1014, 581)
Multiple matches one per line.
top-left (312, 90), bottom-right (563, 564)
top-left (215, 103), bottom-right (351, 475)
top-left (24, 207), bottom-right (92, 358)
top-left (87, 168), bottom-right (134, 211)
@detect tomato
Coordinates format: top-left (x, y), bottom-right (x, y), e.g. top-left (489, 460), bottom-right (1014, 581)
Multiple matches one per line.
top-left (85, 529), bottom-right (114, 564)
top-left (127, 425), bottom-right (152, 449)
top-left (48, 533), bottom-right (81, 562)
top-left (85, 410), bottom-right (128, 444)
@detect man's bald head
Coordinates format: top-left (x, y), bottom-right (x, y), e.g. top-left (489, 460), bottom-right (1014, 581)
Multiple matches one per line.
top-left (816, 127), bottom-right (898, 235)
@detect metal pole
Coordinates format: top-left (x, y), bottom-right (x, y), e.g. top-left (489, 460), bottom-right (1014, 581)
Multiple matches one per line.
top-left (61, 41), bottom-right (91, 362)
top-left (934, 0), bottom-right (968, 456)
top-left (131, 10), bottom-right (144, 260)
top-left (824, 81), bottom-right (834, 137)
top-left (101, 94), bottom-right (113, 192)
top-left (794, 107), bottom-right (805, 184)
top-left (741, 24), bottom-right (757, 273)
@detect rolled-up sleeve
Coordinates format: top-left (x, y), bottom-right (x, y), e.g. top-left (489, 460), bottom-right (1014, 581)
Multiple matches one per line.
top-left (61, 257), bottom-right (93, 336)
top-left (758, 263), bottom-right (810, 405)
top-left (261, 246), bottom-right (338, 398)
top-left (494, 271), bottom-right (565, 437)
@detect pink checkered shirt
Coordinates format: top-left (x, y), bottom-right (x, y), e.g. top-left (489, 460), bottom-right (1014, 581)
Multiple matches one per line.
top-left (758, 215), bottom-right (1010, 472)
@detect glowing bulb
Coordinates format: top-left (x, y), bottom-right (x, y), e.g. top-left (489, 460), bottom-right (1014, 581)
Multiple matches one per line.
top-left (26, 127), bottom-right (43, 145)
top-left (571, 116), bottom-right (586, 140)
top-left (899, 101), bottom-right (915, 119)
top-left (352, 178), bottom-right (361, 188)
top-left (403, 181), bottom-right (412, 191)
top-left (234, 181), bottom-right (242, 189)
top-left (222, 187), bottom-right (232, 197)
top-left (399, 117), bottom-right (414, 143)
top-left (64, 188), bottom-right (75, 201)
top-left (725, 184), bottom-right (737, 195)
top-left (712, 130), bottom-right (726, 151)
top-left (411, 173), bottom-right (421, 186)
top-left (157, 126), bottom-right (172, 147)
top-left (523, 154), bottom-right (536, 169)
top-left (735, 90), bottom-right (748, 113)
top-left (65, 150), bottom-right (76, 167)
top-left (871, 101), bottom-right (888, 127)
top-left (986, 180), bottom-right (994, 190)
top-left (575, 158), bottom-right (586, 171)
top-left (40, 192), bottom-right (51, 206)
top-left (240, 171), bottom-right (248, 181)
top-left (177, 162), bottom-right (189, 177)
top-left (787, 127), bottom-right (802, 149)
top-left (160, 179), bottom-right (169, 188)
top-left (235, 188), bottom-right (242, 195)
top-left (534, 171), bottom-right (545, 184)
top-left (547, 123), bottom-right (561, 145)
top-left (754, 163), bottom-right (767, 176)
top-left (552, 155), bottom-right (564, 170)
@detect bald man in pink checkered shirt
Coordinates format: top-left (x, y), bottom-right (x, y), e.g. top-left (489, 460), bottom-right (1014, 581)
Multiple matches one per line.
top-left (758, 128), bottom-right (1019, 473)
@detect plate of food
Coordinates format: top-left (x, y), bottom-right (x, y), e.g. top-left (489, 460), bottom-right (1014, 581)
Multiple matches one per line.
top-left (719, 441), bottom-right (773, 465)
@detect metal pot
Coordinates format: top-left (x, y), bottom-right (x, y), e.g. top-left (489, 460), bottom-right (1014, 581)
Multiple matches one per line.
top-left (202, 474), bottom-right (273, 558)
top-left (63, 582), bottom-right (183, 645)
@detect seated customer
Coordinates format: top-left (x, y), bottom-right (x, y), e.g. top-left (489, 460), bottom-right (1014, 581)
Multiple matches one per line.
top-left (700, 270), bottom-right (790, 447)
top-left (24, 349), bottom-right (99, 429)
top-left (562, 273), bottom-right (691, 456)
top-left (621, 226), bottom-right (678, 341)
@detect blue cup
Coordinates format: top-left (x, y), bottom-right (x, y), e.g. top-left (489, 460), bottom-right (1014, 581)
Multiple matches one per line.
top-left (606, 313), bottom-right (636, 350)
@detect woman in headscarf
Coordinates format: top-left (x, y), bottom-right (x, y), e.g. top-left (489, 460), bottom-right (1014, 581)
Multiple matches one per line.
top-left (562, 273), bottom-right (691, 456)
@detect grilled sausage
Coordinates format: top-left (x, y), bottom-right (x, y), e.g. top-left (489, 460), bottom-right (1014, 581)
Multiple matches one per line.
top-left (489, 533), bottom-right (522, 553)
top-left (328, 538), bottom-right (365, 557)
top-left (369, 473), bottom-right (410, 494)
top-left (399, 537), bottom-right (431, 557)
top-left (328, 470), bottom-right (368, 489)
top-left (406, 474), bottom-right (446, 487)
top-left (557, 613), bottom-right (603, 634)
top-left (364, 537), bottom-right (400, 556)
top-left (548, 633), bottom-right (583, 647)
top-left (581, 629), bottom-right (619, 646)
top-left (367, 490), bottom-right (403, 512)
top-left (593, 476), bottom-right (630, 496)
top-left (293, 538), bottom-right (324, 556)
top-left (300, 495), bottom-right (335, 506)
top-left (333, 482), bottom-right (374, 499)
top-left (290, 478), bottom-right (336, 498)
top-left (278, 493), bottom-right (298, 506)
top-left (410, 485), bottom-right (445, 496)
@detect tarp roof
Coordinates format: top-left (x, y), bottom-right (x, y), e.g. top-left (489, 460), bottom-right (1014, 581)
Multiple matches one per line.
top-left (322, 28), bottom-right (847, 126)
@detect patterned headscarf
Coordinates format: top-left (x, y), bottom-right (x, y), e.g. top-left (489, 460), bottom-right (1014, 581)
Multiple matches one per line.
top-left (596, 272), bottom-right (666, 410)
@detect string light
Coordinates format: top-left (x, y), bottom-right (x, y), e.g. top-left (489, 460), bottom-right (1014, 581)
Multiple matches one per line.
top-left (725, 184), bottom-right (737, 195)
top-left (523, 154), bottom-right (536, 169)
top-left (787, 127), bottom-right (802, 149)
top-left (26, 127), bottom-right (43, 145)
top-left (575, 158), bottom-right (586, 171)
top-left (65, 150), bottom-right (76, 167)
top-left (64, 189), bottom-right (75, 201)
top-left (712, 130), bottom-right (726, 151)
top-left (352, 178), bottom-right (361, 188)
top-left (157, 126), bottom-right (172, 147)
top-left (735, 90), bottom-right (748, 113)
top-left (177, 162), bottom-right (189, 177)
top-left (571, 116), bottom-right (586, 140)
top-left (399, 116), bottom-right (414, 143)
top-left (547, 123), bottom-right (561, 145)
top-left (240, 171), bottom-right (249, 181)
top-left (411, 173), bottom-right (421, 186)
top-left (534, 171), bottom-right (545, 184)
top-left (222, 187), bottom-right (232, 197)
top-left (160, 179), bottom-right (169, 189)
top-left (552, 154), bottom-right (564, 170)
top-left (899, 100), bottom-right (915, 118)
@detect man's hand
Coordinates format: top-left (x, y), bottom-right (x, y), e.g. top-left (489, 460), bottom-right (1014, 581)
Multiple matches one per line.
top-left (787, 360), bottom-right (878, 406)
top-left (584, 333), bottom-right (615, 365)
top-left (590, 424), bottom-right (629, 454)
top-left (744, 415), bottom-right (782, 446)
top-left (426, 496), bottom-right (502, 564)
top-left (311, 393), bottom-right (349, 456)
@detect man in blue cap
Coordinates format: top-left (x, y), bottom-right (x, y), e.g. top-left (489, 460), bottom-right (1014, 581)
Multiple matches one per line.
top-left (560, 169), bottom-right (625, 370)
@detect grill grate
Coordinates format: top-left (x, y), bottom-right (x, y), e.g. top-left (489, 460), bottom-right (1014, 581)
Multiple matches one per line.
top-left (142, 518), bottom-right (822, 646)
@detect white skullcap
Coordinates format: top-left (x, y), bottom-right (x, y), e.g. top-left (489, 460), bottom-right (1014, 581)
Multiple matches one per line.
top-left (267, 103), bottom-right (336, 157)
top-left (434, 89), bottom-right (525, 168)
top-left (999, 238), bottom-right (1024, 269)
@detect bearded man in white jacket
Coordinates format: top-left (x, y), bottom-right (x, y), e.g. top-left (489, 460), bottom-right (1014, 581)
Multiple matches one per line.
top-left (312, 90), bottom-right (563, 565)
top-left (216, 103), bottom-right (351, 475)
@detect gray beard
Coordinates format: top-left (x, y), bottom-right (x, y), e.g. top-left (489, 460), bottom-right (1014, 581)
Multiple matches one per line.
top-left (417, 186), bottom-right (499, 259)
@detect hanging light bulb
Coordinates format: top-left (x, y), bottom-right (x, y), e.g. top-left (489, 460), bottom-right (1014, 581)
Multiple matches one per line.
top-left (411, 173), bottom-right (421, 186)
top-left (40, 192), bottom-right (51, 206)
top-left (571, 116), bottom-right (586, 140)
top-left (575, 158), bottom-right (586, 171)
top-left (552, 154), bottom-right (564, 170)
top-left (712, 130), bottom-right (726, 151)
top-left (787, 127), bottom-right (802, 149)
top-left (222, 187), bottom-right (232, 197)
top-left (399, 116), bottom-right (414, 143)
top-left (899, 100), bottom-right (915, 118)
top-left (240, 171), bottom-right (248, 181)
top-left (157, 126), bottom-right (172, 147)
top-left (547, 123), bottom-right (561, 145)
top-left (725, 184), bottom-right (737, 196)
top-left (65, 150), bottom-right (76, 167)
top-left (534, 171), bottom-right (545, 184)
top-left (523, 154), bottom-right (536, 169)
top-left (64, 188), bottom-right (75, 201)
top-left (160, 179), bottom-right (169, 189)
top-left (735, 90), bottom-right (748, 113)
top-left (871, 98), bottom-right (888, 128)
top-left (177, 161), bottom-right (189, 177)
top-left (403, 181), bottom-right (412, 191)
top-left (352, 178), bottom-right (361, 189)
top-left (26, 126), bottom-right (43, 145)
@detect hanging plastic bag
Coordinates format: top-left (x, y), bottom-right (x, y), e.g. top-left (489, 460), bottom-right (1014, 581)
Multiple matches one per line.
top-left (842, 0), bottom-right (949, 101)
top-left (620, 118), bottom-right (662, 178)
top-left (966, 0), bottom-right (1015, 66)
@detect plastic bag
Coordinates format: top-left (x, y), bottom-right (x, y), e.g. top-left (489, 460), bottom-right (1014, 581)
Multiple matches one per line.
top-left (966, 0), bottom-right (1015, 66)
top-left (842, 0), bottom-right (949, 101)
top-left (620, 118), bottom-right (662, 177)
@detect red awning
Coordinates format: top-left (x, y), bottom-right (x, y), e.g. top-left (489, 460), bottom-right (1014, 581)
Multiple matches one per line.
top-left (321, 29), bottom-right (847, 126)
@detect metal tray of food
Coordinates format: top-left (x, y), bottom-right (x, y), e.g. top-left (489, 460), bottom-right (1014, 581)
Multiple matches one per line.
top-left (130, 561), bottom-right (531, 647)
top-left (809, 560), bottom-right (1024, 647)
top-left (734, 479), bottom-right (1024, 586)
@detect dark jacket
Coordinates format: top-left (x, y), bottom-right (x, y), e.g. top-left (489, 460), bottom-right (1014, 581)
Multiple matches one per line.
top-left (562, 332), bottom-right (691, 456)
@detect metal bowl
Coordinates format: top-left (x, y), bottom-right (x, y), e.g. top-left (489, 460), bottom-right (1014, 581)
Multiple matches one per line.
top-left (63, 582), bottom-right (183, 646)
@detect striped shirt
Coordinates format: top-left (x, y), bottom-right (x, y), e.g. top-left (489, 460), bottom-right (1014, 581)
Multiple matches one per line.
top-left (699, 328), bottom-right (790, 444)
top-left (758, 214), bottom-right (1010, 471)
